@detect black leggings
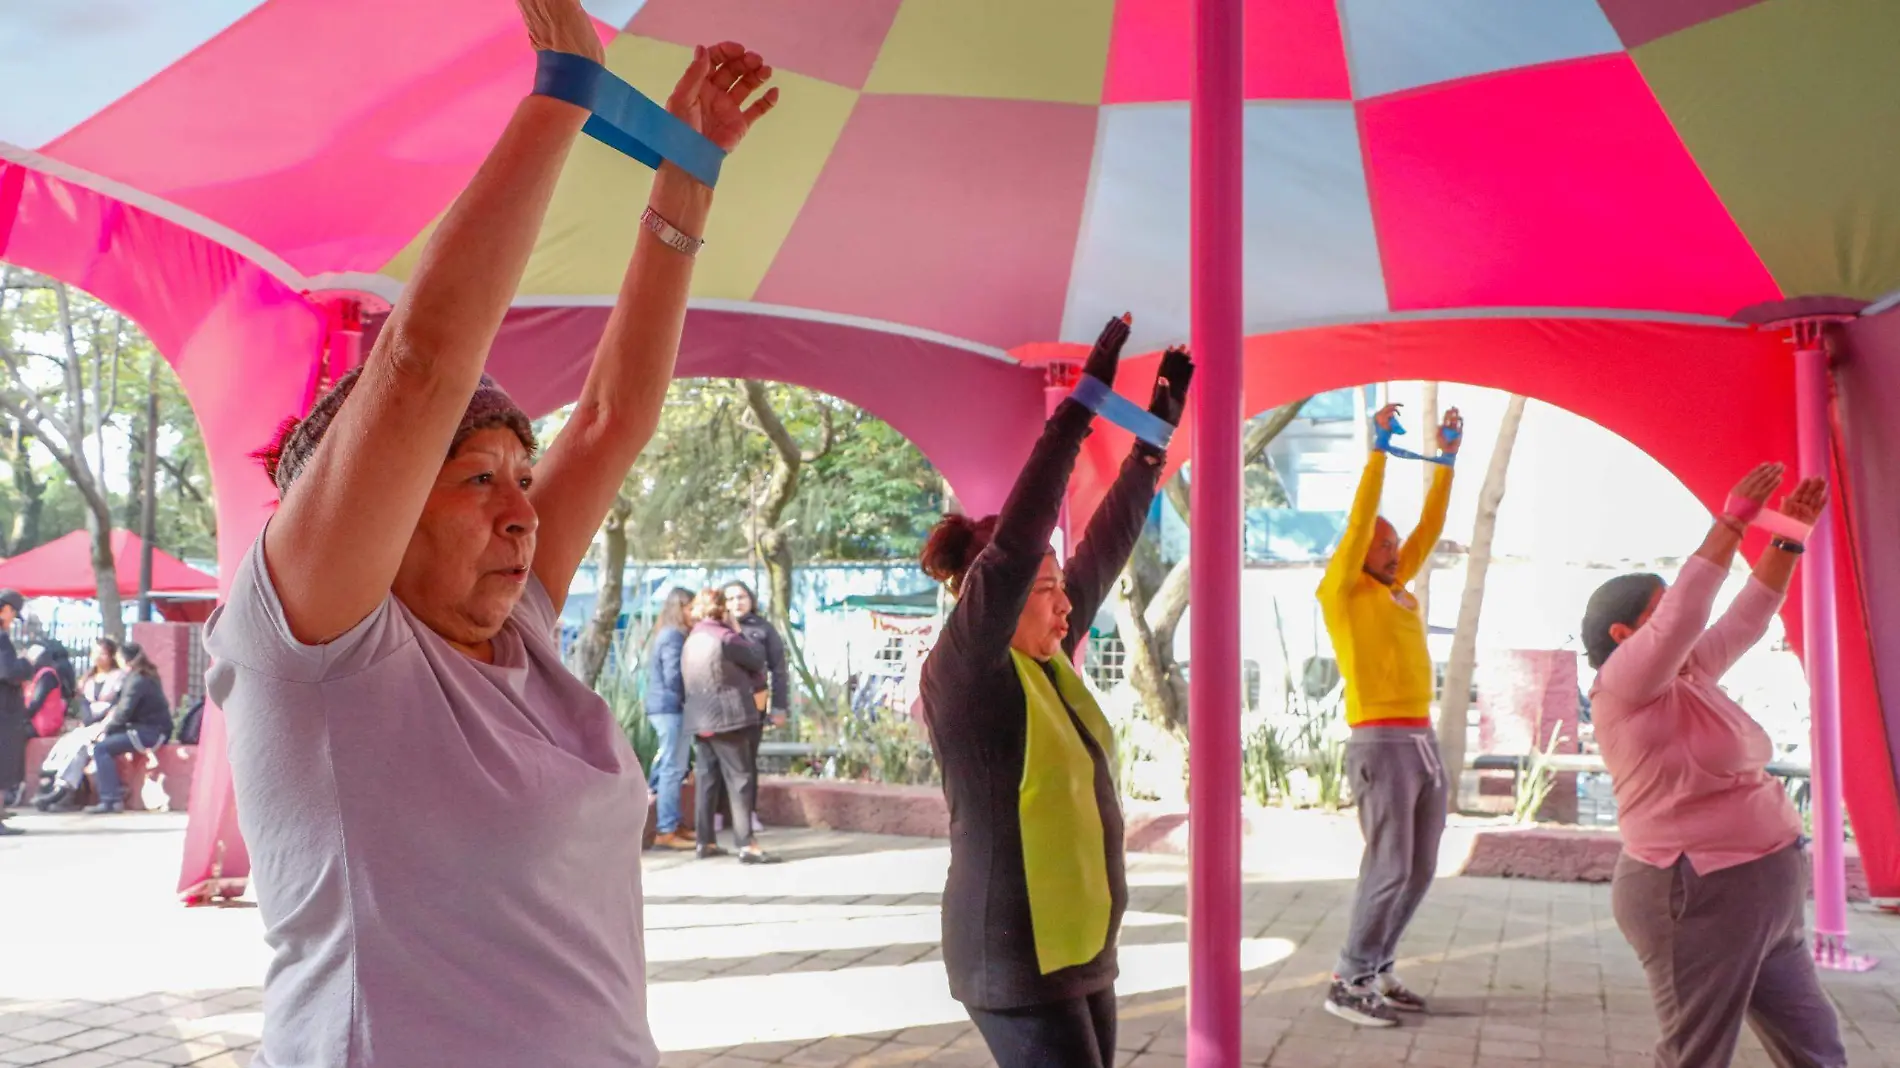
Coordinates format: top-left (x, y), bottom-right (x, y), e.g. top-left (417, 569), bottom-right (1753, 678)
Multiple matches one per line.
top-left (967, 987), bottom-right (1116, 1068)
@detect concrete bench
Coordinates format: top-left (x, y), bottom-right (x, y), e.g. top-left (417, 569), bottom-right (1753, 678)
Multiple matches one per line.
top-left (21, 735), bottom-right (196, 812)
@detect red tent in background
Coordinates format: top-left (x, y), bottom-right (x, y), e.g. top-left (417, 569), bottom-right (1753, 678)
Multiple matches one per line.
top-left (0, 530), bottom-right (218, 606)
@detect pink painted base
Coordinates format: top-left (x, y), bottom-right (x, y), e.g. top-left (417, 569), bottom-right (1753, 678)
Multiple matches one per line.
top-left (1814, 936), bottom-right (1878, 972)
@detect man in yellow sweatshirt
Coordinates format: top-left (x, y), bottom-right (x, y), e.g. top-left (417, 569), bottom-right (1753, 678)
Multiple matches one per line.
top-left (1318, 402), bottom-right (1461, 1028)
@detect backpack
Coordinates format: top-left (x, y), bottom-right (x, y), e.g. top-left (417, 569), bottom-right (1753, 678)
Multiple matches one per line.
top-left (174, 696), bottom-right (206, 745)
top-left (27, 666), bottom-right (67, 738)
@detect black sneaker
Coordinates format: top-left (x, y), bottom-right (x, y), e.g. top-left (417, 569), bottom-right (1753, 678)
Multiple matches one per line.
top-left (83, 801), bottom-right (124, 815)
top-left (1324, 978), bottom-right (1400, 1028)
top-left (739, 847), bottom-right (780, 865)
top-left (1374, 972), bottom-right (1427, 1013)
top-left (695, 844), bottom-right (729, 860)
top-left (0, 821), bottom-right (24, 837)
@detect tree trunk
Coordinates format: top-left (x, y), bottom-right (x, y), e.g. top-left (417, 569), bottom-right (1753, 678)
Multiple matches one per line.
top-left (137, 357), bottom-right (159, 622)
top-left (740, 380), bottom-right (833, 706)
top-left (86, 500), bottom-right (124, 641)
top-left (1114, 398), bottom-right (1311, 734)
top-left (55, 284), bottom-right (123, 639)
top-left (1114, 534), bottom-right (1188, 735)
top-left (574, 496), bottom-right (631, 688)
top-left (1436, 393), bottom-right (1529, 810)
top-left (1415, 381), bottom-right (1440, 628)
top-left (5, 421), bottom-right (43, 555)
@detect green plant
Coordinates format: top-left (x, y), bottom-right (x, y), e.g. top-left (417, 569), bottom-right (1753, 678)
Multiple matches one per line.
top-left (595, 669), bottom-right (661, 779)
top-left (789, 691), bottom-right (938, 786)
top-left (1241, 721), bottom-right (1292, 807)
top-left (1513, 722), bottom-right (1566, 824)
top-left (1306, 729), bottom-right (1348, 812)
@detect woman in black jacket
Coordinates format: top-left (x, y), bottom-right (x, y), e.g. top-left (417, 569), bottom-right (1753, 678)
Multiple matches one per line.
top-left (39, 641), bottom-right (172, 814)
top-left (681, 587), bottom-right (777, 863)
top-left (723, 580), bottom-right (788, 835)
top-left (917, 315), bottom-right (1191, 1068)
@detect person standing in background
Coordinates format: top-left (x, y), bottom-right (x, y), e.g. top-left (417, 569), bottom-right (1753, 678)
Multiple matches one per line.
top-left (646, 587), bottom-right (696, 851)
top-left (0, 590), bottom-right (34, 822)
top-left (724, 580), bottom-right (787, 833)
top-left (1317, 403), bottom-right (1462, 1027)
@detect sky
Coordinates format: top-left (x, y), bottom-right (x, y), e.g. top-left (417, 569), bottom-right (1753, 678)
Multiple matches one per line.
top-left (1351, 380), bottom-right (1715, 566)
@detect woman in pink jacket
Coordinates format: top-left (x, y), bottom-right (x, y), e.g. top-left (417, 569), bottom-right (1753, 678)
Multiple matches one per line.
top-left (1583, 463), bottom-right (1843, 1068)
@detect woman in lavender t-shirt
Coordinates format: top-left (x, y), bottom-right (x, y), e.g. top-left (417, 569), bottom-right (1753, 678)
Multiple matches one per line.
top-left (203, 4), bottom-right (778, 1065)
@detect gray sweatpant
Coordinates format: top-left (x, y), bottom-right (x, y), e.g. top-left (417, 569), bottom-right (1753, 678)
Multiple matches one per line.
top-left (1612, 843), bottom-right (1846, 1068)
top-left (1336, 726), bottom-right (1447, 983)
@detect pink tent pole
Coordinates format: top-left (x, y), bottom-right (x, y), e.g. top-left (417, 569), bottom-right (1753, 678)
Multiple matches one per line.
top-left (1045, 366), bottom-right (1077, 563)
top-left (1793, 328), bottom-right (1876, 971)
top-left (1186, 0), bottom-right (1244, 1063)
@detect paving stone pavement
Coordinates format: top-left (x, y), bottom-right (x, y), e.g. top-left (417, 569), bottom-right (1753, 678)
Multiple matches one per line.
top-left (3, 810), bottom-right (1897, 1067)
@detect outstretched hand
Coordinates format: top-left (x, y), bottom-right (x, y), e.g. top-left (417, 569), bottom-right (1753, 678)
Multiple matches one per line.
top-left (1731, 462), bottom-right (1786, 507)
top-left (668, 41), bottom-right (779, 153)
top-left (1437, 407), bottom-right (1464, 455)
top-left (1147, 348), bottom-right (1194, 427)
top-left (1779, 477), bottom-right (1829, 526)
top-left (517, 0), bottom-right (604, 63)
top-left (1082, 314), bottom-right (1133, 386)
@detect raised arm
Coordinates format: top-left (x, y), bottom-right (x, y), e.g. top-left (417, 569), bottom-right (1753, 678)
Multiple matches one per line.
top-left (530, 44), bottom-right (779, 611)
top-left (1318, 449), bottom-right (1389, 602)
top-left (1394, 408), bottom-right (1460, 587)
top-left (265, 2), bottom-right (600, 644)
top-left (1062, 348), bottom-right (1194, 656)
top-left (1688, 476), bottom-right (1825, 680)
top-left (932, 317), bottom-right (1130, 671)
top-left (1597, 463), bottom-right (1784, 703)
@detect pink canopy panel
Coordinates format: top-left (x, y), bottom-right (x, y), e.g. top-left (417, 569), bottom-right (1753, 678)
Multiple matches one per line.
top-left (2, 0), bottom-right (1898, 905)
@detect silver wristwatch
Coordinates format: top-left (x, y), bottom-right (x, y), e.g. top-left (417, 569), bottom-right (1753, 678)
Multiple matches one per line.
top-left (641, 206), bottom-right (703, 257)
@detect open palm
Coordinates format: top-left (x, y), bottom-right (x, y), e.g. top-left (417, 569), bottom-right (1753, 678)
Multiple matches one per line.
top-left (668, 41), bottom-right (778, 154)
top-left (1779, 477), bottom-right (1829, 525)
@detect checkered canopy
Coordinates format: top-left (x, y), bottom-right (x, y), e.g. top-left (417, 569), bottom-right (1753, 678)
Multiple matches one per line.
top-left (6, 0), bottom-right (1898, 356)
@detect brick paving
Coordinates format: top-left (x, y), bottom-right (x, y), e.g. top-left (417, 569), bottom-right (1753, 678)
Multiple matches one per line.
top-left (3, 810), bottom-right (1897, 1067)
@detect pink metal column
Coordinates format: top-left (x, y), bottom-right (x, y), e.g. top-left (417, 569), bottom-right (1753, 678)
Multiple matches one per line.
top-left (1187, 0), bottom-right (1245, 1063)
top-left (1791, 324), bottom-right (1876, 971)
top-left (1044, 364), bottom-right (1079, 564)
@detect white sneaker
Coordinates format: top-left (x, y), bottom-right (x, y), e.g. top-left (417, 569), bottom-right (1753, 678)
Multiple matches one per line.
top-left (1373, 972), bottom-right (1428, 1013)
top-left (1324, 978), bottom-right (1399, 1028)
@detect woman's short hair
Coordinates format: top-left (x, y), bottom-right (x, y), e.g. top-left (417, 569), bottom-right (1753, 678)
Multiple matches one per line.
top-left (1581, 573), bottom-right (1665, 670)
top-left (921, 513), bottom-right (1000, 597)
top-left (690, 587), bottom-right (728, 625)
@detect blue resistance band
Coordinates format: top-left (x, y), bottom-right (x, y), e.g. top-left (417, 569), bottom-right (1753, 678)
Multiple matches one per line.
top-left (1070, 376), bottom-right (1174, 449)
top-left (1376, 418), bottom-right (1456, 467)
top-left (533, 50), bottom-right (726, 188)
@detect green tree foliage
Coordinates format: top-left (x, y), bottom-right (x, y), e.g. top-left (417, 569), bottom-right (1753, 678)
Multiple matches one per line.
top-left (615, 378), bottom-right (938, 564)
top-left (0, 268), bottom-right (217, 576)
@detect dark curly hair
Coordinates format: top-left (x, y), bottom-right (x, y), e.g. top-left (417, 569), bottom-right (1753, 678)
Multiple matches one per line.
top-left (920, 513), bottom-right (1001, 596)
